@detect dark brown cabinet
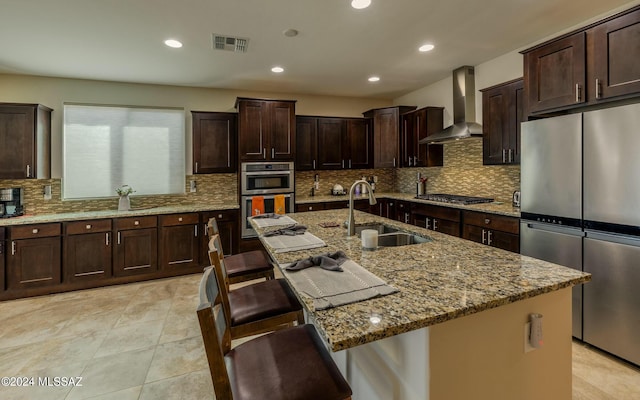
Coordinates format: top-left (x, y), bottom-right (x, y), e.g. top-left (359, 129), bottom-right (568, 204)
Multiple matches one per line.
top-left (400, 107), bottom-right (444, 168)
top-left (523, 5), bottom-right (640, 115)
top-left (114, 216), bottom-right (158, 277)
top-left (192, 111), bottom-right (236, 173)
top-left (236, 98), bottom-right (296, 161)
top-left (0, 103), bottom-right (52, 179)
top-left (411, 204), bottom-right (461, 237)
top-left (7, 223), bottom-right (61, 291)
top-left (296, 203), bottom-right (327, 212)
top-left (481, 79), bottom-right (524, 165)
top-left (296, 117), bottom-right (372, 171)
top-left (395, 201), bottom-right (412, 224)
top-left (63, 219), bottom-right (112, 283)
top-left (462, 211), bottom-right (520, 253)
top-left (363, 106), bottom-right (416, 168)
top-left (201, 209), bottom-right (238, 262)
top-left (160, 213), bottom-right (200, 271)
top-left (373, 198), bottom-right (397, 220)
top-left (0, 228), bottom-right (4, 292)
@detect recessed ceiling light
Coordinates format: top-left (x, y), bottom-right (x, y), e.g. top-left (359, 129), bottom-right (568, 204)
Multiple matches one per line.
top-left (419, 44), bottom-right (435, 52)
top-left (271, 66), bottom-right (284, 73)
top-left (283, 28), bottom-right (299, 37)
top-left (368, 76), bottom-right (380, 82)
top-left (164, 39), bottom-right (183, 48)
top-left (351, 0), bottom-right (371, 9)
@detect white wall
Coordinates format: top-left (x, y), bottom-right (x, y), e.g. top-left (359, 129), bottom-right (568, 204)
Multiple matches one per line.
top-left (0, 74), bottom-right (391, 177)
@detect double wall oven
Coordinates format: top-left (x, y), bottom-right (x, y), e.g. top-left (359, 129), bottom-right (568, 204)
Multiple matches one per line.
top-left (240, 162), bottom-right (295, 238)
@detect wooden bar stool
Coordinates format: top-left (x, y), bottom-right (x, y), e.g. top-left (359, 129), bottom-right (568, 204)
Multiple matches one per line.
top-left (197, 264), bottom-right (352, 400)
top-left (208, 217), bottom-right (275, 283)
top-left (208, 234), bottom-right (304, 339)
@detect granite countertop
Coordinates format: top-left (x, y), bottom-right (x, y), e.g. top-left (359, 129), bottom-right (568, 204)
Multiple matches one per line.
top-left (0, 203), bottom-right (239, 226)
top-left (251, 209), bottom-right (589, 351)
top-left (296, 192), bottom-right (521, 217)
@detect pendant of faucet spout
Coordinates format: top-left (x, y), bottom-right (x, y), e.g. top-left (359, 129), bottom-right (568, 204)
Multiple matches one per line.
top-left (347, 180), bottom-right (377, 236)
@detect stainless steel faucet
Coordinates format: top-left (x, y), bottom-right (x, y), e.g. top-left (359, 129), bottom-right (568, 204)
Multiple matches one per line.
top-left (346, 180), bottom-right (377, 236)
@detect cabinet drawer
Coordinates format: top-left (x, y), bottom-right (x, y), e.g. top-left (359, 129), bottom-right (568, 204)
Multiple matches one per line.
top-left (463, 211), bottom-right (519, 234)
top-left (114, 216), bottom-right (157, 230)
top-left (413, 204), bottom-right (461, 222)
top-left (65, 219), bottom-right (112, 235)
top-left (160, 213), bottom-right (199, 227)
top-left (296, 203), bottom-right (326, 212)
top-left (11, 223), bottom-right (61, 239)
top-left (203, 210), bottom-right (237, 222)
top-left (325, 201), bottom-right (348, 210)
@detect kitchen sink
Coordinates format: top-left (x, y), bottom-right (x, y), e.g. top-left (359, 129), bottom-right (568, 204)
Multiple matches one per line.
top-left (354, 223), bottom-right (400, 235)
top-left (377, 232), bottom-right (431, 247)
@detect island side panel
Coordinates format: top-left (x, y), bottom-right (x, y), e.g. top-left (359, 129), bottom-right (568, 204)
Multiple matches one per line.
top-left (429, 288), bottom-right (572, 400)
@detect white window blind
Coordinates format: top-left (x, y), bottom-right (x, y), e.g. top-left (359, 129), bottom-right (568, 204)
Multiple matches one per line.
top-left (63, 104), bottom-right (185, 200)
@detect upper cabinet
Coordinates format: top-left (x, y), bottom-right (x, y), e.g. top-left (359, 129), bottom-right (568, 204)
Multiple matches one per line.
top-left (400, 107), bottom-right (444, 168)
top-left (363, 106), bottom-right (416, 169)
top-left (295, 116), bottom-right (372, 171)
top-left (192, 111), bottom-right (237, 173)
top-left (522, 5), bottom-right (640, 115)
top-left (481, 78), bottom-right (524, 165)
top-left (236, 98), bottom-right (296, 161)
top-left (0, 103), bottom-right (52, 179)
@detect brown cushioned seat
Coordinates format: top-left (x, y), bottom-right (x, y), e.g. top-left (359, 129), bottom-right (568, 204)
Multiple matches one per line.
top-left (228, 278), bottom-right (302, 326)
top-left (226, 324), bottom-right (352, 400)
top-left (225, 250), bottom-right (273, 279)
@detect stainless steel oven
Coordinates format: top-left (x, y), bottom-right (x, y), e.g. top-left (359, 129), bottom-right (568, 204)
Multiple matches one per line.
top-left (241, 162), bottom-right (294, 195)
top-left (241, 194), bottom-right (295, 238)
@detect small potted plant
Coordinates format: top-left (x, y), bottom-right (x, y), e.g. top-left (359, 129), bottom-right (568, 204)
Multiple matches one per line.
top-left (116, 185), bottom-right (135, 211)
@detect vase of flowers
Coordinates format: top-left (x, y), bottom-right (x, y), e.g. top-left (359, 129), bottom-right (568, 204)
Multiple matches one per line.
top-left (116, 185), bottom-right (135, 211)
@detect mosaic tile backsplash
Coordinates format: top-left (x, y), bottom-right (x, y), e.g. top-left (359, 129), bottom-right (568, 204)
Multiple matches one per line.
top-left (295, 168), bottom-right (395, 198)
top-left (0, 174), bottom-right (238, 215)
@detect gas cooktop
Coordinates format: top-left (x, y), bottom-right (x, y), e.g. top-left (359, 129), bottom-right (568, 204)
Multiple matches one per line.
top-left (414, 193), bottom-right (495, 205)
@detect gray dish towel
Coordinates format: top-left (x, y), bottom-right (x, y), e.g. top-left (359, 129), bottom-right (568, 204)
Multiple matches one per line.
top-left (286, 251), bottom-right (349, 272)
top-left (263, 224), bottom-right (307, 237)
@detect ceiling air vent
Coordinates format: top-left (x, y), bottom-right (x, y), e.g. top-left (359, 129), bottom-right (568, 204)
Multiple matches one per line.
top-left (212, 34), bottom-right (249, 53)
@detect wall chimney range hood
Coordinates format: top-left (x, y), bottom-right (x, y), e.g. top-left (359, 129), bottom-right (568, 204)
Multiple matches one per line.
top-left (420, 66), bottom-right (483, 144)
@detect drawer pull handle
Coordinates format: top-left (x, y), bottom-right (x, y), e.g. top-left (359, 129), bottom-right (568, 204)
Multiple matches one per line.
top-left (195, 225), bottom-right (198, 237)
top-left (178, 217), bottom-right (183, 222)
top-left (134, 221), bottom-right (140, 226)
top-left (218, 214), bottom-right (223, 219)
top-left (487, 231), bottom-right (493, 245)
top-left (105, 233), bottom-right (110, 246)
top-left (32, 228), bottom-right (39, 234)
top-left (484, 218), bottom-right (490, 224)
top-left (86, 224), bottom-right (92, 230)
top-left (12, 241), bottom-right (16, 255)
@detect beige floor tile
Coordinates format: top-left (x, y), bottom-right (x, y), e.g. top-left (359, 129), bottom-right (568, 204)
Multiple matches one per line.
top-left (138, 369), bottom-right (214, 400)
top-left (115, 298), bottom-right (172, 327)
top-left (145, 335), bottom-right (208, 383)
top-left (94, 319), bottom-right (164, 358)
top-left (572, 375), bottom-right (617, 400)
top-left (157, 312), bottom-right (201, 345)
top-left (82, 385), bottom-right (142, 400)
top-left (65, 347), bottom-right (155, 400)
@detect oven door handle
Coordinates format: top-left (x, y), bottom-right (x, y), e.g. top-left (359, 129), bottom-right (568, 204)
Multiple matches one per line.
top-left (242, 170), bottom-right (291, 176)
top-left (245, 194), bottom-right (292, 200)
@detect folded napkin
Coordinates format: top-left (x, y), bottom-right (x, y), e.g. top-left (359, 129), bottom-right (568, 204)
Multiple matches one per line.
top-left (251, 213), bottom-right (281, 219)
top-left (263, 224), bottom-right (307, 237)
top-left (286, 251), bottom-right (349, 272)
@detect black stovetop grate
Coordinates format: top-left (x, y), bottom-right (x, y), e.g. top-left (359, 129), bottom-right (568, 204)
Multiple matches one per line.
top-left (414, 193), bottom-right (494, 205)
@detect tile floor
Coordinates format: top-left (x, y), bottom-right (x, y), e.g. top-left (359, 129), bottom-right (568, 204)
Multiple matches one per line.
top-left (0, 274), bottom-right (638, 400)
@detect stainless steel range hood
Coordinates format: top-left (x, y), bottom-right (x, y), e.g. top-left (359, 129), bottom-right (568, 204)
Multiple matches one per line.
top-left (419, 66), bottom-right (483, 144)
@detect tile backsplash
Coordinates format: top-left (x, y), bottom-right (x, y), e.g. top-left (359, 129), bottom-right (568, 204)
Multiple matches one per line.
top-left (0, 174), bottom-right (237, 215)
top-left (295, 169), bottom-right (395, 198)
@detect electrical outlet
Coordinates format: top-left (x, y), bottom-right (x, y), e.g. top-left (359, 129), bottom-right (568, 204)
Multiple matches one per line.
top-left (43, 185), bottom-right (52, 200)
top-left (524, 322), bottom-right (535, 353)
top-left (189, 180), bottom-right (197, 193)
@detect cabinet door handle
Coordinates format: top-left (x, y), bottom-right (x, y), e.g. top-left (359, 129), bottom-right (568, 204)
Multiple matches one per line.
top-left (12, 241), bottom-right (16, 256)
top-left (414, 156), bottom-right (417, 166)
top-left (575, 84), bottom-right (582, 103)
top-left (26, 164), bottom-right (31, 178)
top-left (342, 160), bottom-right (345, 169)
top-left (393, 158), bottom-right (396, 167)
top-left (404, 212), bottom-right (409, 224)
top-left (595, 78), bottom-right (602, 99)
top-left (195, 162), bottom-right (198, 173)
top-left (426, 217), bottom-right (431, 229)
top-left (313, 160), bottom-right (316, 169)
top-left (508, 149), bottom-right (513, 163)
top-left (408, 156), bottom-right (412, 167)
top-left (271, 148), bottom-right (275, 159)
top-left (204, 223), bottom-right (209, 237)
top-left (349, 159), bottom-right (352, 169)
top-left (195, 225), bottom-right (198, 237)
top-left (502, 149), bottom-right (506, 163)
top-left (117, 232), bottom-right (121, 245)
top-left (482, 229), bottom-right (486, 244)
top-left (263, 148), bottom-right (266, 159)
top-left (105, 233), bottom-right (110, 246)
top-left (487, 231), bottom-right (493, 245)
top-left (433, 219), bottom-right (438, 231)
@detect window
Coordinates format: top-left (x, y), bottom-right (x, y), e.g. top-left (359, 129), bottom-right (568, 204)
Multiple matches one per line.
top-left (63, 104), bottom-right (185, 200)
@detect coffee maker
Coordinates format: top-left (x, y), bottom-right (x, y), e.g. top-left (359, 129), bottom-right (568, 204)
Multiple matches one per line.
top-left (0, 188), bottom-right (24, 217)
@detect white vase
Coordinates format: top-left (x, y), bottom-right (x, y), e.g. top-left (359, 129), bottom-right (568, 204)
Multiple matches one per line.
top-left (118, 195), bottom-right (130, 211)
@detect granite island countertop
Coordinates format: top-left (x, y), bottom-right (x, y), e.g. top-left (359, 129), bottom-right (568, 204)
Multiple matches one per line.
top-left (0, 203), bottom-right (239, 226)
top-left (296, 192), bottom-right (521, 217)
top-left (251, 209), bottom-right (589, 351)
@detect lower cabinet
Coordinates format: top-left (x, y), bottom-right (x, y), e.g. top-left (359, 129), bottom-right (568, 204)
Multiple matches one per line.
top-left (160, 213), bottom-right (200, 271)
top-left (0, 227), bottom-right (5, 292)
top-left (462, 211), bottom-right (520, 253)
top-left (7, 223), bottom-right (62, 291)
top-left (113, 216), bottom-right (158, 277)
top-left (373, 198), bottom-right (397, 220)
top-left (63, 219), bottom-right (112, 283)
top-left (201, 209), bottom-right (238, 261)
top-left (411, 204), bottom-right (461, 237)
top-left (395, 201), bottom-right (412, 224)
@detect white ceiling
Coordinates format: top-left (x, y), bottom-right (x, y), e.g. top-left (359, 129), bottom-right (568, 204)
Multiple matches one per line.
top-left (0, 0), bottom-right (635, 99)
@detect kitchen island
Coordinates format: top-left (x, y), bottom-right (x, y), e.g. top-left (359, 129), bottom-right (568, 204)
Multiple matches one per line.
top-left (251, 209), bottom-right (590, 400)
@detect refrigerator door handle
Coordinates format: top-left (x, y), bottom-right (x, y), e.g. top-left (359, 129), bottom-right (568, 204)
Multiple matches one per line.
top-left (585, 230), bottom-right (640, 247)
top-left (523, 222), bottom-right (584, 236)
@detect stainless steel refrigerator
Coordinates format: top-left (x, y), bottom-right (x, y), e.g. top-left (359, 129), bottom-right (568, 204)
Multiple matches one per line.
top-left (520, 103), bottom-right (640, 366)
